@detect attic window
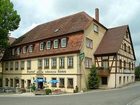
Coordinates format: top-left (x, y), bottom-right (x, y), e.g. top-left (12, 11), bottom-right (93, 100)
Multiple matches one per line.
top-left (54, 29), bottom-right (60, 33)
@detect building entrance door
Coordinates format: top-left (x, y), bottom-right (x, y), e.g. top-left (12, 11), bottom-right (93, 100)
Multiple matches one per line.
top-left (38, 82), bottom-right (43, 89)
top-left (101, 77), bottom-right (107, 85)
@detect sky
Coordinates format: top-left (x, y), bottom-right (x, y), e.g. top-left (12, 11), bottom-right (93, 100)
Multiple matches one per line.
top-left (10, 0), bottom-right (140, 65)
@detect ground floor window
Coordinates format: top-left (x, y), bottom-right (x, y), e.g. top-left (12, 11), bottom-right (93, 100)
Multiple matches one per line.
top-left (10, 79), bottom-right (13, 87)
top-left (5, 78), bottom-right (9, 86)
top-left (27, 80), bottom-right (31, 89)
top-left (101, 77), bottom-right (107, 85)
top-left (127, 76), bottom-right (129, 82)
top-left (59, 78), bottom-right (65, 88)
top-left (119, 76), bottom-right (121, 85)
top-left (123, 76), bottom-right (125, 84)
top-left (15, 79), bottom-right (19, 87)
top-left (67, 78), bottom-right (73, 88)
top-left (52, 78), bottom-right (57, 87)
top-left (21, 79), bottom-right (25, 88)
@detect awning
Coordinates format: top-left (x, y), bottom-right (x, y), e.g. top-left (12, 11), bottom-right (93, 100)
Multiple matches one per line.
top-left (34, 78), bottom-right (46, 83)
top-left (49, 80), bottom-right (59, 84)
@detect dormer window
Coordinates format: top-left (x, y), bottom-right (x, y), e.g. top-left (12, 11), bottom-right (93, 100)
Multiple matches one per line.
top-left (17, 48), bottom-right (20, 55)
top-left (47, 41), bottom-right (51, 49)
top-left (40, 42), bottom-right (46, 51)
top-left (93, 24), bottom-right (99, 33)
top-left (29, 45), bottom-right (33, 52)
top-left (54, 39), bottom-right (58, 48)
top-left (61, 38), bottom-right (67, 48)
top-left (23, 46), bottom-right (27, 54)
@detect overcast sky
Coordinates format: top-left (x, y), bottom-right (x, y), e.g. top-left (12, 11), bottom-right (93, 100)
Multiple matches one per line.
top-left (10, 0), bottom-right (140, 65)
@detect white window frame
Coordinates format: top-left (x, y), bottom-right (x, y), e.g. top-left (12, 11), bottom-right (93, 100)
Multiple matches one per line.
top-left (38, 59), bottom-right (42, 69)
top-left (44, 58), bottom-right (49, 68)
top-left (94, 24), bottom-right (99, 33)
top-left (86, 38), bottom-right (93, 48)
top-left (51, 58), bottom-right (57, 68)
top-left (61, 38), bottom-right (67, 48)
top-left (17, 48), bottom-right (20, 55)
top-left (54, 39), bottom-right (58, 48)
top-left (67, 56), bottom-right (73, 68)
top-left (85, 58), bottom-right (92, 68)
top-left (27, 60), bottom-right (31, 70)
top-left (59, 57), bottom-right (65, 68)
top-left (23, 46), bottom-right (27, 54)
top-left (28, 45), bottom-right (33, 52)
top-left (40, 42), bottom-right (45, 51)
top-left (20, 61), bottom-right (25, 70)
top-left (47, 41), bottom-right (51, 49)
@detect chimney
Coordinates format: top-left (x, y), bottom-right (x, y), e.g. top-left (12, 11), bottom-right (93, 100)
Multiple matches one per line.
top-left (95, 8), bottom-right (99, 22)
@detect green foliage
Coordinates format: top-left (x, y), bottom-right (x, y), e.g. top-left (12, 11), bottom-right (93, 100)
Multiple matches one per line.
top-left (88, 65), bottom-right (100, 89)
top-left (135, 65), bottom-right (140, 80)
top-left (73, 86), bottom-right (79, 93)
top-left (45, 89), bottom-right (52, 95)
top-left (31, 83), bottom-right (36, 92)
top-left (0, 0), bottom-right (20, 53)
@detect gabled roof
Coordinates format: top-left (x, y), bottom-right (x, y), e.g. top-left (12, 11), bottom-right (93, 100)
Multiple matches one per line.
top-left (11, 12), bottom-right (93, 47)
top-left (94, 25), bottom-right (136, 60)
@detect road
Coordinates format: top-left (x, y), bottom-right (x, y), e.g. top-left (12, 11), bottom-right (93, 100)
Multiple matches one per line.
top-left (1, 82), bottom-right (140, 105)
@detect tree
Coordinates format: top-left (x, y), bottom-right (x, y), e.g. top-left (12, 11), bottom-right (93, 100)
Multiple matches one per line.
top-left (88, 65), bottom-right (100, 89)
top-left (135, 64), bottom-right (140, 80)
top-left (0, 0), bottom-right (20, 53)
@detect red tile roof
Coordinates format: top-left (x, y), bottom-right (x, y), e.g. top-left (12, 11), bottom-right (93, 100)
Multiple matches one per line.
top-left (94, 25), bottom-right (136, 60)
top-left (11, 12), bottom-right (93, 47)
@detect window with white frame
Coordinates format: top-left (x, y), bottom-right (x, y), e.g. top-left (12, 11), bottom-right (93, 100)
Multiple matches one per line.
top-left (102, 59), bottom-right (109, 69)
top-left (5, 62), bottom-right (9, 70)
top-left (15, 61), bottom-right (19, 70)
top-left (40, 42), bottom-right (46, 50)
top-left (23, 46), bottom-right (27, 53)
top-left (54, 39), bottom-right (58, 48)
top-left (38, 59), bottom-right (42, 69)
top-left (59, 57), bottom-right (65, 69)
top-left (85, 58), bottom-right (92, 68)
top-left (28, 45), bottom-right (33, 52)
top-left (27, 60), bottom-right (31, 70)
top-left (59, 78), bottom-right (65, 88)
top-left (44, 58), bottom-right (49, 69)
top-left (20, 61), bottom-right (25, 70)
top-left (67, 78), bottom-right (73, 88)
top-left (47, 41), bottom-right (51, 49)
top-left (51, 58), bottom-right (57, 69)
top-left (93, 24), bottom-right (99, 33)
top-left (10, 61), bottom-right (13, 70)
top-left (61, 38), bottom-right (67, 48)
top-left (67, 56), bottom-right (73, 68)
top-left (86, 38), bottom-right (93, 48)
top-left (17, 48), bottom-right (20, 55)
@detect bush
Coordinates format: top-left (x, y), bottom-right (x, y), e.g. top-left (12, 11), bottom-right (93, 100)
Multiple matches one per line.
top-left (88, 65), bottom-right (100, 89)
top-left (31, 83), bottom-right (36, 92)
top-left (73, 86), bottom-right (78, 93)
top-left (45, 89), bottom-right (52, 95)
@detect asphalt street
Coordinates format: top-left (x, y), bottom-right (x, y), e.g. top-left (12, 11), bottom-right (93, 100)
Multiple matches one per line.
top-left (0, 82), bottom-right (140, 105)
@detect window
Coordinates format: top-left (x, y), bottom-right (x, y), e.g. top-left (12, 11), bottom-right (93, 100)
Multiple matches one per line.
top-left (28, 45), bottom-right (33, 52)
top-left (47, 41), bottom-right (51, 49)
top-left (15, 61), bottom-right (19, 70)
top-left (23, 46), bottom-right (27, 53)
top-left (132, 63), bottom-right (134, 70)
top-left (12, 49), bottom-right (15, 55)
top-left (124, 43), bottom-right (126, 52)
top-left (126, 32), bottom-right (129, 38)
top-left (44, 58), bottom-right (49, 69)
top-left (38, 59), bottom-right (42, 69)
top-left (51, 58), bottom-right (57, 69)
top-left (17, 48), bottom-right (20, 55)
top-left (102, 58), bottom-right (109, 69)
top-left (119, 59), bottom-right (122, 69)
top-left (67, 78), bottom-right (73, 88)
top-left (93, 24), bottom-right (99, 33)
top-left (86, 38), bottom-right (93, 48)
top-left (59, 78), bottom-right (65, 88)
top-left (51, 78), bottom-right (57, 87)
top-left (20, 61), bottom-right (25, 70)
top-left (85, 58), bottom-right (92, 68)
top-left (10, 79), bottom-right (13, 87)
top-left (59, 57), bottom-right (65, 69)
top-left (129, 62), bottom-right (131, 70)
top-left (27, 60), bottom-right (31, 70)
top-left (40, 42), bottom-right (46, 50)
top-left (54, 39), bottom-right (58, 48)
top-left (119, 76), bottom-right (121, 85)
top-left (5, 78), bottom-right (9, 86)
top-left (124, 60), bottom-right (126, 69)
top-left (67, 56), bottom-right (73, 68)
top-left (61, 38), bottom-right (67, 48)
top-left (10, 62), bottom-right (13, 70)
top-left (5, 62), bottom-right (9, 70)
top-left (128, 46), bottom-right (131, 54)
